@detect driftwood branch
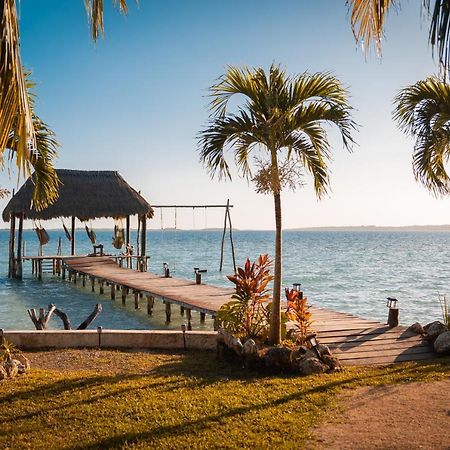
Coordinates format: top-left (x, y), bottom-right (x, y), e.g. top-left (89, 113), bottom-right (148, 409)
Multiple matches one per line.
top-left (27, 304), bottom-right (102, 330)
top-left (77, 304), bottom-right (102, 330)
top-left (27, 305), bottom-right (56, 330)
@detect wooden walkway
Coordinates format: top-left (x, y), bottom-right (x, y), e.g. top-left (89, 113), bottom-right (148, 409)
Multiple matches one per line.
top-left (63, 256), bottom-right (436, 366)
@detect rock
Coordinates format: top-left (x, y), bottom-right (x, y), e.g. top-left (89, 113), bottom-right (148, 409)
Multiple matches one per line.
top-left (407, 322), bottom-right (425, 335)
top-left (321, 354), bottom-right (342, 372)
top-left (12, 360), bottom-right (26, 374)
top-left (12, 353), bottom-right (30, 371)
top-left (3, 358), bottom-right (18, 378)
top-left (242, 339), bottom-right (258, 357)
top-left (0, 365), bottom-right (7, 380)
top-left (434, 331), bottom-right (450, 354)
top-left (316, 344), bottom-right (332, 357)
top-left (263, 346), bottom-right (292, 371)
top-left (296, 356), bottom-right (328, 376)
top-left (424, 321), bottom-right (448, 341)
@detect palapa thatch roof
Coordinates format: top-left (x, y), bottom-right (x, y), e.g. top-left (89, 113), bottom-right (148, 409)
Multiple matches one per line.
top-left (2, 169), bottom-right (154, 221)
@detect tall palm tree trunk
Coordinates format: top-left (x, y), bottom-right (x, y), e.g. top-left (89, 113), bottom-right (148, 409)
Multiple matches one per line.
top-left (269, 190), bottom-right (282, 345)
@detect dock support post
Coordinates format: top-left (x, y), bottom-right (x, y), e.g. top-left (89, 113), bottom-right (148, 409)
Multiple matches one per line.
top-left (100, 281), bottom-right (104, 294)
top-left (200, 312), bottom-right (206, 323)
top-left (165, 302), bottom-right (171, 323)
top-left (73, 272), bottom-right (77, 284)
top-left (62, 265), bottom-right (66, 280)
top-left (110, 284), bottom-right (116, 300)
top-left (213, 316), bottom-right (218, 331)
top-left (134, 290), bottom-right (140, 309)
top-left (91, 277), bottom-right (95, 292)
top-left (121, 285), bottom-right (127, 305)
top-left (147, 295), bottom-right (154, 315)
top-left (38, 260), bottom-right (42, 280)
top-left (82, 274), bottom-right (86, 287)
top-left (186, 309), bottom-right (192, 330)
top-left (180, 306), bottom-right (185, 316)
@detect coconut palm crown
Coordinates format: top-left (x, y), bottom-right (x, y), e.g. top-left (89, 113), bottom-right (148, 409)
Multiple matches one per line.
top-left (394, 76), bottom-right (450, 196)
top-left (199, 65), bottom-right (357, 344)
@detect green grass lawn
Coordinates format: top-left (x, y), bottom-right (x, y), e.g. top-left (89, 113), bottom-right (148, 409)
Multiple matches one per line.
top-left (0, 350), bottom-right (449, 450)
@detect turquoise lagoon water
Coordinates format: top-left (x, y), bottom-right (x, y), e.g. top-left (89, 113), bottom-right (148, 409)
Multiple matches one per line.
top-left (0, 229), bottom-right (448, 330)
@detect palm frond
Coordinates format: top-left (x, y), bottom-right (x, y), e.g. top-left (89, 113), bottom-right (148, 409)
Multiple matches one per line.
top-left (425, 0), bottom-right (450, 73)
top-left (0, 0), bottom-right (35, 176)
top-left (347, 0), bottom-right (395, 56)
top-left (199, 66), bottom-right (357, 198)
top-left (393, 75), bottom-right (450, 195)
top-left (84, 0), bottom-right (133, 42)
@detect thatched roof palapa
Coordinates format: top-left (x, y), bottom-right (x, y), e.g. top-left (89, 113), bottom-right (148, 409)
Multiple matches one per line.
top-left (2, 169), bottom-right (154, 221)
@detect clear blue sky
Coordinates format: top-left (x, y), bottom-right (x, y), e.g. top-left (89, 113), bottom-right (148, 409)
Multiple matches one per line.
top-left (0, 0), bottom-right (447, 230)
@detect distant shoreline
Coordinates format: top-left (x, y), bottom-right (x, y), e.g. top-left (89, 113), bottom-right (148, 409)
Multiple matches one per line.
top-left (2, 225), bottom-right (450, 232)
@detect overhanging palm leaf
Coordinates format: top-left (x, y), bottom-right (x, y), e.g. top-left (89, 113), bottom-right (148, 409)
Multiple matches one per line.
top-left (199, 65), bottom-right (356, 344)
top-left (1, 0), bottom-right (132, 208)
top-left (348, 0), bottom-right (450, 73)
top-left (393, 76), bottom-right (450, 196)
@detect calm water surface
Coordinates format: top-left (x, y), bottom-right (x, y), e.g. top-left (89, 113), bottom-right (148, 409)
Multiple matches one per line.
top-left (0, 229), bottom-right (447, 329)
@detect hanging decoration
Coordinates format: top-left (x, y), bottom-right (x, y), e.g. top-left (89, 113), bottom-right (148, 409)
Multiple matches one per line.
top-left (34, 220), bottom-right (50, 246)
top-left (112, 218), bottom-right (125, 249)
top-left (85, 220), bottom-right (96, 244)
top-left (61, 219), bottom-right (72, 241)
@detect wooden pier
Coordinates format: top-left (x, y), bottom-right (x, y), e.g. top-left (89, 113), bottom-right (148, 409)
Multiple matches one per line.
top-left (60, 256), bottom-right (436, 366)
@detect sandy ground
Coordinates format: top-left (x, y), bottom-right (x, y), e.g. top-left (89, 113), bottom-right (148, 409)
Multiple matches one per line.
top-left (312, 379), bottom-right (450, 450)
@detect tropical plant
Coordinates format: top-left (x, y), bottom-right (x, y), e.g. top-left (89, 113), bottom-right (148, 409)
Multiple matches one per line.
top-left (0, 0), bottom-right (131, 208)
top-left (217, 254), bottom-right (275, 340)
top-left (285, 288), bottom-right (313, 345)
top-left (438, 294), bottom-right (450, 327)
top-left (199, 64), bottom-right (356, 344)
top-left (393, 76), bottom-right (450, 196)
top-left (347, 0), bottom-right (450, 74)
top-left (0, 338), bottom-right (17, 362)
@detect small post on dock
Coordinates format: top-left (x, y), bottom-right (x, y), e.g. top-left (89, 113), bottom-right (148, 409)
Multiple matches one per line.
top-left (165, 301), bottom-right (171, 323)
top-left (386, 297), bottom-right (399, 328)
top-left (140, 214), bottom-right (147, 272)
top-left (126, 215), bottom-right (130, 268)
top-left (146, 295), bottom-right (154, 315)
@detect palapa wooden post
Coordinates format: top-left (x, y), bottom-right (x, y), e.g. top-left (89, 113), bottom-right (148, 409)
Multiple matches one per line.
top-left (146, 295), bottom-right (154, 315)
top-left (8, 214), bottom-right (16, 278)
top-left (140, 214), bottom-right (147, 270)
top-left (134, 290), bottom-right (140, 309)
top-left (71, 216), bottom-right (76, 256)
top-left (15, 213), bottom-right (24, 280)
top-left (110, 284), bottom-right (116, 300)
top-left (121, 285), bottom-right (127, 305)
top-left (126, 215), bottom-right (130, 268)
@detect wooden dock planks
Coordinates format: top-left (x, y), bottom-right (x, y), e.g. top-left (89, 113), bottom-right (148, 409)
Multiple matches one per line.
top-left (63, 256), bottom-right (438, 366)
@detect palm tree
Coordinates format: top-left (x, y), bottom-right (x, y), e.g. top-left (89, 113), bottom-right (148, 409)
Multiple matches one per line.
top-left (199, 65), bottom-right (356, 344)
top-left (0, 0), bottom-right (130, 208)
top-left (348, 1), bottom-right (450, 73)
top-left (393, 76), bottom-right (450, 196)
